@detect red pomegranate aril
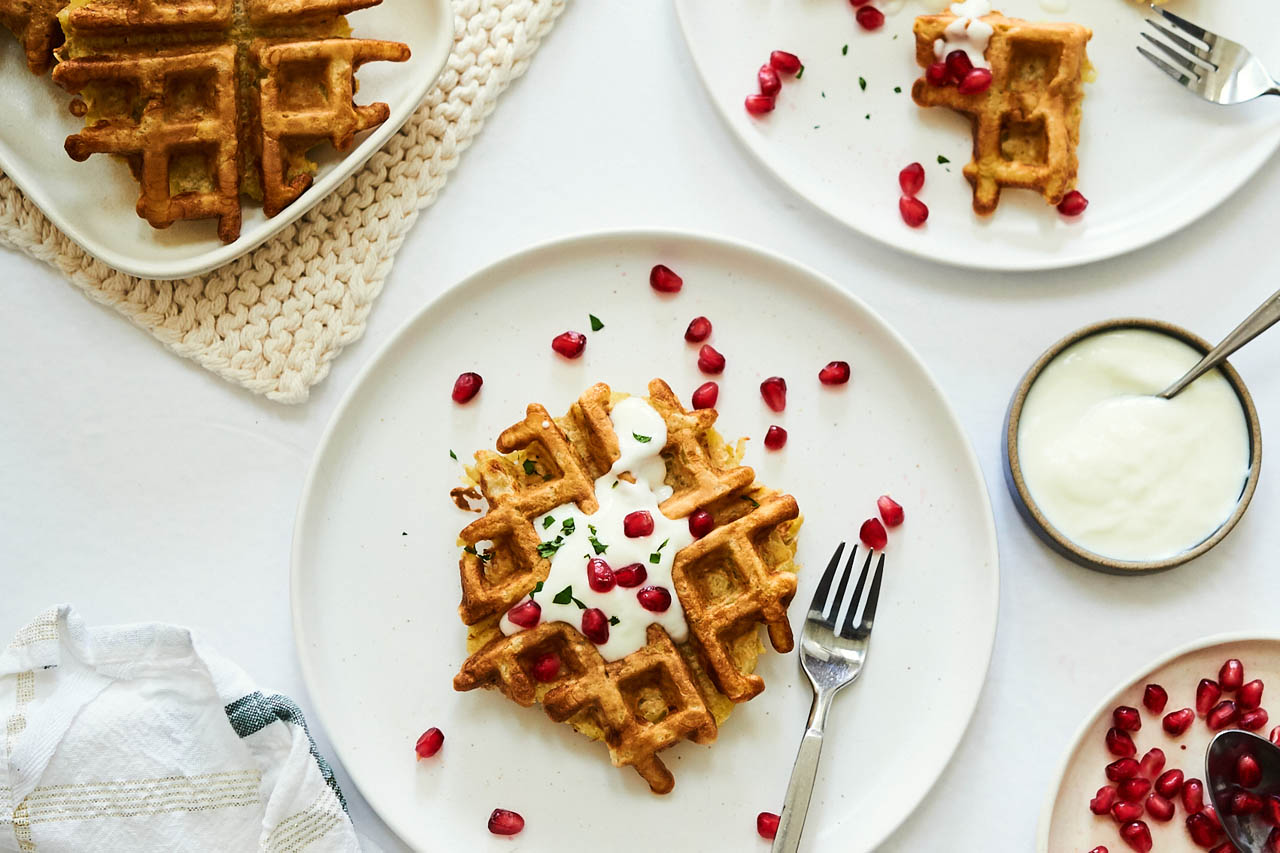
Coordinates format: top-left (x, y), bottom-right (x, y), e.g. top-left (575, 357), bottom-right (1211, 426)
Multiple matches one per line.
top-left (1273, 726), bottom-right (1280, 745)
top-left (1211, 845), bottom-right (1240, 853)
top-left (1203, 805), bottom-right (1223, 832)
top-left (614, 563), bottom-right (647, 588)
top-left (764, 425), bottom-right (788, 450)
top-left (899, 162), bottom-right (925, 196)
top-left (758, 64), bottom-right (782, 97)
top-left (487, 808), bottom-right (524, 836)
top-left (1207, 700), bottom-right (1239, 730)
top-left (1107, 758), bottom-right (1141, 782)
top-left (860, 517), bottom-right (888, 550)
top-left (1233, 791), bottom-right (1265, 815)
top-left (757, 811), bottom-right (781, 840)
top-left (581, 608), bottom-right (609, 644)
top-left (1163, 707), bottom-right (1195, 736)
top-left (1118, 778), bottom-right (1151, 803)
top-left (587, 557), bottom-right (615, 592)
top-left (1186, 811), bottom-right (1220, 847)
top-left (1241, 679), bottom-right (1266, 710)
top-left (1119, 820), bottom-right (1152, 852)
top-left (623, 510), bottom-right (654, 538)
top-left (1269, 827), bottom-right (1280, 853)
top-left (926, 60), bottom-right (949, 87)
top-left (1242, 708), bottom-right (1271, 731)
top-left (1238, 753), bottom-right (1263, 787)
top-left (1091, 786), bottom-right (1119, 815)
top-left (1197, 679), bottom-right (1223, 715)
top-left (899, 196), bottom-right (929, 227)
top-left (958, 67), bottom-right (993, 94)
top-left (506, 599), bottom-right (541, 629)
top-left (1139, 748), bottom-right (1165, 780)
top-left (849, 0), bottom-right (872, 6)
top-left (637, 586), bottom-right (672, 613)
top-left (685, 316), bottom-right (712, 343)
top-left (1144, 684), bottom-right (1169, 714)
top-left (697, 344), bottom-right (726, 374)
top-left (1221, 659), bottom-right (1245, 691)
top-left (415, 727), bottom-right (444, 759)
top-left (819, 360), bottom-right (851, 385)
top-left (1088, 849), bottom-right (1109, 853)
top-left (770, 50), bottom-right (802, 75)
top-left (1183, 778), bottom-right (1205, 813)
top-left (552, 331), bottom-right (587, 359)
top-left (760, 376), bottom-right (787, 412)
top-left (650, 263), bottom-right (683, 293)
top-left (945, 49), bottom-right (973, 80)
top-left (1146, 793), bottom-right (1175, 822)
top-left (1155, 769), bottom-right (1184, 799)
top-left (1112, 801), bottom-right (1144, 823)
top-left (1113, 706), bottom-right (1142, 732)
top-left (1106, 727), bottom-right (1137, 757)
top-left (691, 381), bottom-right (719, 410)
top-left (688, 509), bottom-right (715, 538)
top-left (530, 652), bottom-right (560, 683)
top-left (745, 93), bottom-right (777, 115)
top-left (452, 372), bottom-right (483, 403)
top-left (877, 495), bottom-right (904, 527)
top-left (855, 4), bottom-right (884, 29)
top-left (1266, 794), bottom-right (1280, 826)
top-left (1058, 190), bottom-right (1089, 216)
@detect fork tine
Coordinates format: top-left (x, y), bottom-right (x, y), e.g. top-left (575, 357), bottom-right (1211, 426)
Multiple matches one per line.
top-left (856, 553), bottom-right (887, 636)
top-left (807, 542), bottom-right (844, 617)
top-left (839, 549), bottom-right (875, 638)
top-left (1137, 46), bottom-right (1198, 89)
top-left (1143, 18), bottom-right (1214, 66)
top-left (824, 544), bottom-right (858, 625)
top-left (1140, 32), bottom-right (1205, 77)
top-left (1155, 6), bottom-right (1215, 47)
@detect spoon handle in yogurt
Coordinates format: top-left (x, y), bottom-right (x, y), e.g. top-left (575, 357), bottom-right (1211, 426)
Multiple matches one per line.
top-left (1159, 287), bottom-right (1280, 399)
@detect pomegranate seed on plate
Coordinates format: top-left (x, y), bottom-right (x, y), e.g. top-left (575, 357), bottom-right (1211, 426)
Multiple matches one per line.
top-left (1155, 769), bottom-right (1184, 799)
top-left (415, 727), bottom-right (444, 759)
top-left (691, 381), bottom-right (719, 410)
top-left (1118, 777), bottom-right (1151, 803)
top-left (685, 316), bottom-right (712, 342)
top-left (1237, 753), bottom-right (1262, 787)
top-left (650, 263), bottom-right (683, 293)
top-left (1113, 706), bottom-right (1141, 732)
top-left (849, 0), bottom-right (872, 6)
top-left (860, 517), bottom-right (888, 550)
top-left (1088, 848), bottom-right (1109, 853)
top-left (1207, 700), bottom-right (1238, 730)
top-left (581, 608), bottom-right (610, 644)
top-left (899, 196), bottom-right (929, 227)
top-left (1058, 190), bottom-right (1089, 216)
top-left (614, 563), bottom-right (647, 588)
top-left (1163, 707), bottom-right (1194, 736)
top-left (688, 509), bottom-right (715, 538)
top-left (958, 68), bottom-right (993, 94)
top-left (1143, 684), bottom-right (1168, 714)
top-left (1091, 786), bottom-right (1118, 815)
top-left (769, 51), bottom-right (802, 75)
top-left (760, 376), bottom-right (787, 412)
top-left (506, 599), bottom-right (541, 629)
top-left (623, 510), bottom-right (654, 538)
top-left (1241, 679), bottom-right (1265, 710)
top-left (487, 808), bottom-right (525, 836)
top-left (757, 811), bottom-right (781, 839)
top-left (945, 49), bottom-right (973, 80)
top-left (1185, 811), bottom-right (1219, 846)
top-left (1196, 679), bottom-right (1222, 715)
top-left (1203, 805), bottom-right (1223, 831)
top-left (1146, 793), bottom-right (1174, 822)
top-left (818, 360), bottom-right (851, 385)
top-left (758, 64), bottom-right (782, 97)
top-left (1119, 820), bottom-right (1152, 852)
top-left (637, 586), bottom-right (672, 612)
top-left (745, 93), bottom-right (777, 115)
top-left (926, 61), bottom-right (949, 87)
top-left (1111, 801), bottom-right (1143, 823)
top-left (587, 557), bottom-right (616, 592)
top-left (697, 344), bottom-right (726, 374)
top-left (855, 5), bottom-right (884, 29)
top-left (1106, 727), bottom-right (1136, 757)
top-left (1106, 758), bottom-right (1141, 781)
top-left (764, 425), bottom-right (788, 450)
top-left (877, 495), bottom-right (904, 527)
top-left (451, 372), bottom-right (483, 403)
top-left (531, 652), bottom-right (560, 683)
top-left (1241, 708), bottom-right (1270, 731)
top-left (1221, 659), bottom-right (1245, 691)
top-left (1182, 778), bottom-right (1205, 812)
top-left (1138, 748), bottom-right (1164, 780)
top-left (899, 162), bottom-right (925, 196)
top-left (552, 331), bottom-right (587, 359)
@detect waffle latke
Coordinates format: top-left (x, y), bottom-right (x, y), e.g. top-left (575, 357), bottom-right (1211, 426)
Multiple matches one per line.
top-left (0, 0), bottom-right (65, 73)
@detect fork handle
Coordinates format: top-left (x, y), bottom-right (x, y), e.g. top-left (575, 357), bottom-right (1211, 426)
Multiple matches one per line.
top-left (771, 689), bottom-right (835, 853)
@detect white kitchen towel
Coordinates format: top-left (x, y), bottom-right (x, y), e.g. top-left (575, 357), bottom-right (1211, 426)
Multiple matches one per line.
top-left (0, 606), bottom-right (357, 853)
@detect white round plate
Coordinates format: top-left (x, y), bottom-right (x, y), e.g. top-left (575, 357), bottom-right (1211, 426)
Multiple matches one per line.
top-left (675, 0), bottom-right (1280, 271)
top-left (291, 230), bottom-right (999, 852)
top-left (1039, 634), bottom-right (1280, 852)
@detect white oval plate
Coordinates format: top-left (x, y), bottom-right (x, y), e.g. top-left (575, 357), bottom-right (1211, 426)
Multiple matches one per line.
top-left (291, 230), bottom-right (1000, 852)
top-left (0, 0), bottom-right (452, 280)
top-left (1038, 634), bottom-right (1280, 852)
top-left (675, 0), bottom-right (1280, 271)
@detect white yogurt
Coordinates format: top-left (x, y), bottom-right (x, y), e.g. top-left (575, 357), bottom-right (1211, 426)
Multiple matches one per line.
top-left (499, 396), bottom-right (695, 661)
top-left (1017, 329), bottom-right (1250, 562)
top-left (934, 0), bottom-right (994, 69)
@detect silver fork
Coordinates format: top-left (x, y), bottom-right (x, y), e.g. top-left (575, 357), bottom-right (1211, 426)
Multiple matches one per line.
top-left (1138, 4), bottom-right (1280, 104)
top-left (771, 542), bottom-right (886, 853)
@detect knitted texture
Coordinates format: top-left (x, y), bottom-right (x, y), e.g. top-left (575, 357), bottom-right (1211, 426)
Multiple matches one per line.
top-left (0, 0), bottom-right (566, 403)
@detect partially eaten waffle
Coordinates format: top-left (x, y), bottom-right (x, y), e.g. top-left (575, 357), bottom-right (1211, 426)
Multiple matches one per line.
top-left (47, 0), bottom-right (409, 242)
top-left (911, 9), bottom-right (1092, 214)
top-left (452, 379), bottom-right (802, 794)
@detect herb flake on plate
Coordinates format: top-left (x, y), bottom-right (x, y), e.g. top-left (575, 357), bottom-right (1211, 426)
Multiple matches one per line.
top-left (589, 314), bottom-right (604, 332)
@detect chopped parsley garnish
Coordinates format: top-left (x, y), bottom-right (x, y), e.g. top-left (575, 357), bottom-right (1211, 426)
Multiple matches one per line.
top-left (742, 496), bottom-right (760, 508)
top-left (632, 433), bottom-right (652, 444)
top-left (571, 596), bottom-right (587, 610)
top-left (523, 460), bottom-right (537, 476)
top-left (449, 449), bottom-right (457, 461)
top-left (532, 581), bottom-right (544, 594)
top-left (612, 480), bottom-right (619, 489)
top-left (859, 77), bottom-right (866, 91)
top-left (552, 585), bottom-right (574, 605)
top-left (561, 518), bottom-right (576, 536)
top-left (842, 44), bottom-right (848, 55)
top-left (649, 553), bottom-right (661, 564)
top-left (894, 86), bottom-right (902, 93)
top-left (463, 545), bottom-right (493, 562)
top-left (543, 516), bottom-right (555, 529)
top-left (865, 114), bottom-right (871, 120)
top-left (937, 155), bottom-right (950, 164)
top-left (588, 535), bottom-right (608, 555)
top-left (657, 538), bottom-right (669, 551)
top-left (609, 616), bottom-right (620, 626)
top-left (796, 64), bottom-right (804, 79)
top-left (537, 539), bottom-right (564, 559)
top-left (589, 314), bottom-right (604, 332)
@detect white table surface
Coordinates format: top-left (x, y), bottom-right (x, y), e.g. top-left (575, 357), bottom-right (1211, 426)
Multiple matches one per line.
top-left (3, 3), bottom-right (1278, 851)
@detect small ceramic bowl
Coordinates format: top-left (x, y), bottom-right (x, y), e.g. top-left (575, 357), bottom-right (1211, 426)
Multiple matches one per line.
top-left (1003, 317), bottom-right (1263, 574)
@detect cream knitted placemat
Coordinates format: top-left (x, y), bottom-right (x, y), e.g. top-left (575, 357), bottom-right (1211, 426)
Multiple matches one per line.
top-left (0, 0), bottom-right (566, 404)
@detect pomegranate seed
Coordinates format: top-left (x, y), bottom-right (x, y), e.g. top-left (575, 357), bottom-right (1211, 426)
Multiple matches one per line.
top-left (623, 511), bottom-right (654, 538)
top-left (1155, 769), bottom-right (1184, 799)
top-left (1106, 727), bottom-right (1137, 757)
top-left (1266, 794), bottom-right (1280, 826)
top-left (580, 608), bottom-right (609, 644)
top-left (1144, 684), bottom-right (1169, 714)
top-left (1113, 706), bottom-right (1142, 732)
top-left (1091, 786), bottom-right (1119, 815)
top-left (1232, 790), bottom-right (1265, 814)
top-left (926, 61), bottom-right (949, 87)
top-left (688, 509), bottom-right (715, 538)
top-left (899, 162), bottom-right (925, 196)
top-left (1107, 758), bottom-right (1141, 782)
top-left (1112, 801), bottom-right (1144, 823)
top-left (650, 263), bottom-right (683, 293)
top-left (415, 727), bottom-right (444, 758)
top-left (899, 196), bottom-right (929, 227)
top-left (1163, 708), bottom-right (1195, 736)
top-left (1221, 659), bottom-right (1245, 691)
top-left (1211, 844), bottom-right (1240, 853)
top-left (506, 599), bottom-right (541, 629)
top-left (757, 811), bottom-right (780, 840)
top-left (877, 495), bottom-right (904, 527)
top-left (487, 808), bottom-right (524, 836)
top-left (1183, 778), bottom-right (1205, 813)
top-left (685, 316), bottom-right (712, 342)
top-left (1197, 679), bottom-right (1223, 715)
top-left (855, 5), bottom-right (884, 30)
top-left (451, 372), bottom-right (483, 403)
top-left (1241, 679), bottom-right (1265, 710)
top-left (745, 93), bottom-right (777, 115)
top-left (1120, 820), bottom-right (1152, 852)
top-left (769, 51), bottom-right (802, 75)
top-left (1272, 726), bottom-right (1280, 745)
top-left (1119, 777), bottom-right (1151, 802)
top-left (758, 64), bottom-right (782, 97)
top-left (1269, 827), bottom-right (1280, 853)
top-left (1203, 805), bottom-right (1223, 832)
top-left (1088, 849), bottom-right (1109, 853)
top-left (1146, 793), bottom-right (1175, 822)
top-left (860, 517), bottom-right (888, 550)
top-left (530, 652), bottom-right (560, 682)
top-left (552, 331), bottom-right (586, 359)
top-left (818, 360), bottom-right (851, 385)
top-left (1058, 190), bottom-right (1089, 216)
top-left (849, 0), bottom-right (872, 6)
top-left (958, 67), bottom-right (992, 94)
top-left (1242, 708), bottom-right (1271, 731)
top-left (760, 376), bottom-right (787, 412)
top-left (1186, 811), bottom-right (1220, 847)
top-left (587, 557), bottom-right (615, 592)
top-left (697, 344), bottom-right (726, 374)
top-left (1237, 753), bottom-right (1262, 787)
top-left (614, 564), bottom-right (647, 588)
top-left (945, 49), bottom-right (973, 80)
top-left (691, 381), bottom-right (719, 410)
top-left (764, 425), bottom-right (788, 450)
top-left (1207, 700), bottom-right (1239, 730)
top-left (637, 586), bottom-right (672, 613)
top-left (1139, 748), bottom-right (1165, 780)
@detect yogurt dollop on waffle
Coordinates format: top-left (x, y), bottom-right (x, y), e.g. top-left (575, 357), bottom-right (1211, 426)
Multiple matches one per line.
top-left (498, 397), bottom-right (694, 660)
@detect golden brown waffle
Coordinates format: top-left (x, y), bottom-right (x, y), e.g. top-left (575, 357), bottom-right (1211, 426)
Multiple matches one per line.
top-left (49, 0), bottom-right (409, 242)
top-left (0, 0), bottom-right (65, 74)
top-left (911, 11), bottom-right (1091, 214)
top-left (453, 379), bottom-right (801, 793)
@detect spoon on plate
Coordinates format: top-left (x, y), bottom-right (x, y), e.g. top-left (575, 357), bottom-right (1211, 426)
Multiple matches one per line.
top-left (1158, 288), bottom-right (1280, 399)
top-left (1205, 730), bottom-right (1280, 852)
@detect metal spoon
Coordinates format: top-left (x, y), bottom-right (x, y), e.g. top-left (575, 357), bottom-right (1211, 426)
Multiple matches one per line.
top-left (1158, 288), bottom-right (1280, 399)
top-left (1205, 730), bottom-right (1280, 852)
